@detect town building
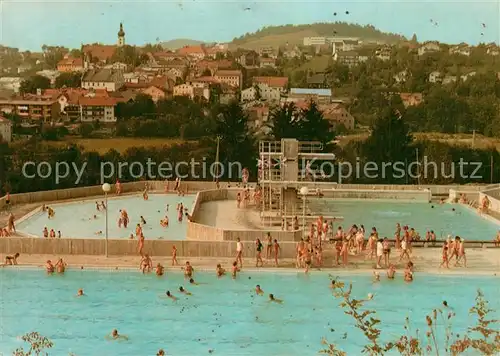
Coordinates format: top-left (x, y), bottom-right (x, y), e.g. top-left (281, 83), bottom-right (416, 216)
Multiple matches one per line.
top-left (442, 75), bottom-right (457, 85)
top-left (57, 56), bottom-right (84, 72)
top-left (0, 96), bottom-right (59, 122)
top-left (460, 71), bottom-right (476, 82)
top-left (285, 88), bottom-right (332, 104)
top-left (177, 45), bottom-right (206, 61)
top-left (79, 97), bottom-right (117, 122)
top-left (334, 51), bottom-right (362, 67)
top-left (0, 115), bottom-right (13, 143)
top-left (260, 57), bottom-right (276, 68)
top-left (173, 82), bottom-right (210, 101)
top-left (319, 103), bottom-right (355, 130)
top-left (252, 76), bottom-right (289, 93)
top-left (241, 83), bottom-right (281, 102)
top-left (214, 69), bottom-right (243, 90)
top-left (0, 77), bottom-right (23, 93)
top-left (418, 41), bottom-right (440, 56)
top-left (117, 23), bottom-right (125, 47)
top-left (429, 71), bottom-right (442, 83)
top-left (247, 105), bottom-right (270, 132)
top-left (375, 46), bottom-right (392, 61)
top-left (142, 85), bottom-right (166, 102)
top-left (399, 93), bottom-right (423, 107)
top-left (193, 59), bottom-right (233, 76)
top-left (449, 43), bottom-right (471, 56)
top-left (219, 83), bottom-right (238, 104)
top-left (82, 69), bottom-right (125, 92)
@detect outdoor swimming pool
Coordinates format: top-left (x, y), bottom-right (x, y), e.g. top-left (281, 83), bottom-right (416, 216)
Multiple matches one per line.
top-left (15, 194), bottom-right (195, 240)
top-left (0, 269), bottom-right (498, 355)
top-left (310, 200), bottom-right (499, 241)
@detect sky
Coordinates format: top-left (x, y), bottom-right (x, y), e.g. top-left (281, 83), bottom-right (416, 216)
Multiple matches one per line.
top-left (0, 0), bottom-right (499, 51)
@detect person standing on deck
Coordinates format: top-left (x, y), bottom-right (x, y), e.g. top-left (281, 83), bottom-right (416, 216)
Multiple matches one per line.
top-left (236, 238), bottom-right (243, 268)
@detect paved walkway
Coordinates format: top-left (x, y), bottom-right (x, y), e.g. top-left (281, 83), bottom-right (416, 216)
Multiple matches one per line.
top-left (4, 248), bottom-right (499, 276)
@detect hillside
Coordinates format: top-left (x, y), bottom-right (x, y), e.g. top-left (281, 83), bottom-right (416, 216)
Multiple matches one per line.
top-left (160, 38), bottom-right (204, 50)
top-left (230, 22), bottom-right (406, 50)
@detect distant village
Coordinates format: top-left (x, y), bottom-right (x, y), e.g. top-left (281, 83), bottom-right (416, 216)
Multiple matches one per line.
top-left (0, 23), bottom-right (499, 143)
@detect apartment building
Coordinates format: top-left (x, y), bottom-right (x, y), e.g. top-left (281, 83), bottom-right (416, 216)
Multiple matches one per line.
top-left (0, 96), bottom-right (59, 122)
top-left (214, 70), bottom-right (243, 90)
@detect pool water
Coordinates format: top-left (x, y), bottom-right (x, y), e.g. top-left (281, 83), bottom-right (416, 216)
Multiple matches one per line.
top-left (310, 200), bottom-right (499, 241)
top-left (0, 269), bottom-right (498, 355)
top-left (15, 194), bottom-right (195, 240)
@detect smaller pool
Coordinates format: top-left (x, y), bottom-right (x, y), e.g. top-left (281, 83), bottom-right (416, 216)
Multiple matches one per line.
top-left (15, 194), bottom-right (195, 240)
top-left (310, 200), bottom-right (500, 241)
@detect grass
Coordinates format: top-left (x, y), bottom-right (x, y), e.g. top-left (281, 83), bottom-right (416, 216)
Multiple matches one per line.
top-left (44, 138), bottom-right (190, 154)
top-left (296, 55), bottom-right (332, 72)
top-left (339, 132), bottom-right (500, 151)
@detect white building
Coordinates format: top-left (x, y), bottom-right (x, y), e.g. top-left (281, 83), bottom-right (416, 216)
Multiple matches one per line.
top-left (82, 69), bottom-right (125, 92)
top-left (0, 115), bottom-right (12, 143)
top-left (418, 42), bottom-right (440, 56)
top-left (241, 83), bottom-right (280, 102)
top-left (0, 77), bottom-right (23, 93)
top-left (429, 71), bottom-right (442, 83)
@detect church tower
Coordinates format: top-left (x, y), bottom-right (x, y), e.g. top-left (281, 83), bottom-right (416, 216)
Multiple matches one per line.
top-left (117, 23), bottom-right (125, 47)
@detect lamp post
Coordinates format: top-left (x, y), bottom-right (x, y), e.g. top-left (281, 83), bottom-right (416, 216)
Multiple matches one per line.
top-left (102, 183), bottom-right (111, 257)
top-left (300, 186), bottom-right (309, 238)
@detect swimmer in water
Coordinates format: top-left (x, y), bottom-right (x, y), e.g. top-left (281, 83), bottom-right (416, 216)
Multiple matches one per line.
top-left (216, 263), bottom-right (226, 277)
top-left (179, 286), bottom-right (192, 295)
top-left (106, 329), bottom-right (128, 341)
top-left (189, 278), bottom-right (200, 285)
top-left (155, 263), bottom-right (164, 276)
top-left (255, 285), bottom-right (264, 295)
top-left (231, 261), bottom-right (240, 279)
top-left (373, 271), bottom-right (380, 282)
top-left (45, 260), bottom-right (55, 273)
top-left (76, 288), bottom-right (85, 297)
top-left (269, 293), bottom-right (283, 303)
top-left (387, 264), bottom-right (396, 279)
top-left (165, 291), bottom-right (178, 301)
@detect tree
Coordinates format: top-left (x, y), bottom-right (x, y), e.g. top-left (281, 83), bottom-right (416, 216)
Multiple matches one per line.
top-left (55, 72), bottom-right (82, 88)
top-left (19, 75), bottom-right (51, 94)
top-left (362, 107), bottom-right (413, 183)
top-left (13, 332), bottom-right (53, 356)
top-left (298, 100), bottom-right (335, 145)
top-left (212, 101), bottom-right (256, 178)
top-left (268, 102), bottom-right (300, 140)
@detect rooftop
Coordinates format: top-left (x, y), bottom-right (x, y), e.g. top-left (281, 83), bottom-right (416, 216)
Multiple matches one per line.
top-left (82, 69), bottom-right (122, 83)
top-left (215, 69), bottom-right (242, 77)
top-left (252, 76), bottom-right (288, 89)
top-left (290, 88), bottom-right (332, 96)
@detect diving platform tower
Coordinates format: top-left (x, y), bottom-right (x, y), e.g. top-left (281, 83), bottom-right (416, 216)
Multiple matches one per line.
top-left (258, 139), bottom-right (336, 228)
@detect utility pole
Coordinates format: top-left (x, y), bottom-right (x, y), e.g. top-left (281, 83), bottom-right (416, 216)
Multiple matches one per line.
top-left (214, 136), bottom-right (221, 181)
top-left (491, 154), bottom-right (494, 184)
top-left (416, 148), bottom-right (420, 185)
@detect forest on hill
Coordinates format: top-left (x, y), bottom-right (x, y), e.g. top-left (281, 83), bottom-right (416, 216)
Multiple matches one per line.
top-left (231, 22), bottom-right (406, 47)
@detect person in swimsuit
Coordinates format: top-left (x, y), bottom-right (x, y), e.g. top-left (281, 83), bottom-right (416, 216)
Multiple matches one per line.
top-left (137, 233), bottom-right (145, 256)
top-left (165, 291), bottom-right (178, 301)
top-left (7, 213), bottom-right (15, 233)
top-left (440, 245), bottom-right (449, 269)
top-left (265, 233), bottom-right (272, 260)
top-left (383, 237), bottom-right (391, 267)
top-left (269, 294), bottom-right (283, 303)
top-left (387, 264), bottom-right (396, 279)
top-left (303, 249), bottom-right (312, 273)
top-left (106, 329), bottom-right (128, 341)
top-left (235, 238), bottom-right (243, 268)
top-left (456, 238), bottom-right (467, 267)
top-left (404, 267), bottom-right (413, 282)
top-left (184, 261), bottom-right (194, 278)
top-left (140, 254), bottom-right (152, 273)
top-left (156, 263), bottom-right (164, 276)
top-left (216, 263), bottom-right (225, 277)
top-left (171, 245), bottom-right (178, 266)
top-left (255, 239), bottom-right (264, 267)
top-left (255, 285), bottom-right (264, 295)
top-left (3, 253), bottom-right (19, 265)
top-left (45, 260), bottom-right (55, 273)
top-left (76, 289), bottom-right (85, 297)
top-left (55, 258), bottom-right (66, 273)
top-left (179, 286), bottom-right (192, 296)
top-left (273, 239), bottom-right (280, 267)
top-left (231, 261), bottom-right (240, 279)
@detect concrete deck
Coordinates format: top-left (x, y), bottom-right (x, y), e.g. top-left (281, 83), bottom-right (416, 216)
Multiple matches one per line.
top-left (3, 248), bottom-right (499, 276)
